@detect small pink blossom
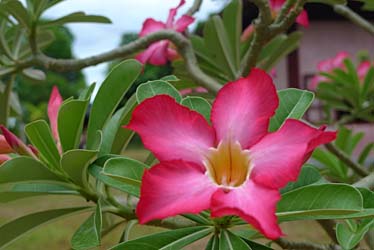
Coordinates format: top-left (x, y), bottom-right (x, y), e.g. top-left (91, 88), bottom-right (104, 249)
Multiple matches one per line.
top-left (0, 125), bottom-right (36, 157)
top-left (358, 61), bottom-right (372, 80)
top-left (126, 69), bottom-right (336, 239)
top-left (180, 86), bottom-right (208, 96)
top-left (270, 0), bottom-right (309, 27)
top-left (48, 86), bottom-right (63, 152)
top-left (241, 24), bottom-right (254, 42)
top-left (0, 134), bottom-right (13, 154)
top-left (136, 0), bottom-right (195, 65)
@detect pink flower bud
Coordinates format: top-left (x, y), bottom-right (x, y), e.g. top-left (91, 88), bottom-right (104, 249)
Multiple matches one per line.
top-left (0, 125), bottom-right (36, 157)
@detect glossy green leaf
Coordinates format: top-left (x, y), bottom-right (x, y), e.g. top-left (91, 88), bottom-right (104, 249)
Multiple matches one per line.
top-left (41, 11), bottom-right (111, 27)
top-left (0, 183), bottom-right (78, 203)
top-left (61, 149), bottom-right (98, 187)
top-left (269, 88), bottom-right (314, 132)
top-left (136, 80), bottom-right (182, 103)
top-left (281, 165), bottom-right (323, 194)
top-left (181, 96), bottom-right (211, 122)
top-left (86, 59), bottom-right (141, 149)
top-left (89, 165), bottom-right (139, 197)
top-left (1, 0), bottom-right (30, 28)
top-left (25, 120), bottom-right (61, 169)
top-left (161, 75), bottom-right (179, 82)
top-left (219, 230), bottom-right (251, 250)
top-left (0, 157), bottom-right (61, 184)
top-left (100, 95), bottom-right (136, 156)
top-left (102, 157), bottom-right (146, 187)
top-left (78, 82), bottom-right (96, 101)
top-left (0, 207), bottom-right (91, 249)
top-left (71, 203), bottom-right (102, 250)
top-left (58, 99), bottom-right (89, 151)
top-left (110, 226), bottom-right (213, 250)
top-left (336, 219), bottom-right (374, 250)
top-left (358, 142), bottom-right (374, 165)
top-left (205, 235), bottom-right (219, 250)
top-left (277, 184), bottom-right (363, 221)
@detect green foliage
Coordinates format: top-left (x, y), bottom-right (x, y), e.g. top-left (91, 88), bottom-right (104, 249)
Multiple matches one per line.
top-left (136, 80), bottom-right (182, 103)
top-left (336, 219), bottom-right (374, 250)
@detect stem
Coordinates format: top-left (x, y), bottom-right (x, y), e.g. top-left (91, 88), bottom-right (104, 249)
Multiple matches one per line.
top-left (324, 143), bottom-right (369, 177)
top-left (353, 172), bottom-right (374, 190)
top-left (333, 5), bottom-right (374, 35)
top-left (275, 0), bottom-right (297, 24)
top-left (186, 0), bottom-right (203, 16)
top-left (0, 74), bottom-right (15, 125)
top-left (274, 238), bottom-right (341, 250)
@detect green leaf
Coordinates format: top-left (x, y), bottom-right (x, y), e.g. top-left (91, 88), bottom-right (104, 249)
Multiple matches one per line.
top-left (89, 165), bottom-right (140, 197)
top-left (86, 59), bottom-right (141, 149)
top-left (61, 149), bottom-right (98, 187)
top-left (136, 80), bottom-right (182, 103)
top-left (219, 230), bottom-right (251, 250)
top-left (1, 0), bottom-right (31, 28)
top-left (25, 120), bottom-right (61, 169)
top-left (307, 0), bottom-right (347, 4)
top-left (100, 95), bottom-right (136, 156)
top-left (181, 96), bottom-right (211, 122)
top-left (0, 207), bottom-right (91, 249)
top-left (110, 226), bottom-right (213, 250)
top-left (102, 157), bottom-right (146, 187)
top-left (71, 203), bottom-right (102, 250)
top-left (281, 165), bottom-right (322, 194)
top-left (0, 183), bottom-right (78, 203)
top-left (336, 219), bottom-right (374, 250)
top-left (277, 184), bottom-right (363, 221)
top-left (358, 143), bottom-right (374, 165)
top-left (205, 235), bottom-right (219, 250)
top-left (21, 68), bottom-right (46, 81)
top-left (239, 237), bottom-right (273, 250)
top-left (79, 82), bottom-right (96, 101)
top-left (41, 11), bottom-right (111, 27)
top-left (58, 99), bottom-right (89, 151)
top-left (269, 88), bottom-right (314, 132)
top-left (161, 75), bottom-right (179, 82)
top-left (0, 157), bottom-right (61, 185)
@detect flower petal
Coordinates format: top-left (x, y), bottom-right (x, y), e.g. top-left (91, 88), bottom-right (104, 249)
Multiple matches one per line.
top-left (0, 125), bottom-right (36, 157)
top-left (125, 95), bottom-right (215, 164)
top-left (166, 0), bottom-right (185, 28)
top-left (174, 15), bottom-right (194, 32)
top-left (0, 154), bottom-right (10, 165)
top-left (136, 160), bottom-right (217, 224)
top-left (296, 9), bottom-right (309, 27)
top-left (48, 86), bottom-right (63, 143)
top-left (211, 68), bottom-right (279, 149)
top-left (358, 61), bottom-right (371, 79)
top-left (139, 18), bottom-right (166, 37)
top-left (250, 119), bottom-right (336, 189)
top-left (0, 135), bottom-right (13, 154)
top-left (136, 41), bottom-right (169, 66)
top-left (211, 180), bottom-right (282, 240)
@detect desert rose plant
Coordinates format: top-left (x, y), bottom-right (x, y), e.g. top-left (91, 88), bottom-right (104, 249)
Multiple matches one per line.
top-left (0, 0), bottom-right (373, 249)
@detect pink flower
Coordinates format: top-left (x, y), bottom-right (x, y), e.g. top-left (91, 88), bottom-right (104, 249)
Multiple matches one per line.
top-left (126, 69), bottom-right (336, 239)
top-left (241, 24), bottom-right (254, 42)
top-left (358, 61), bottom-right (372, 80)
top-left (180, 86), bottom-right (208, 96)
top-left (0, 125), bottom-right (36, 157)
top-left (310, 51), bottom-right (350, 90)
top-left (270, 0), bottom-right (309, 27)
top-left (48, 86), bottom-right (63, 152)
top-left (136, 0), bottom-right (195, 65)
top-left (0, 154), bottom-right (10, 165)
top-left (0, 134), bottom-right (13, 154)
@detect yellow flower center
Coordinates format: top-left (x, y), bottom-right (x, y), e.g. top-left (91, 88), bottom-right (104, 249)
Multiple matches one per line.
top-left (204, 139), bottom-right (252, 188)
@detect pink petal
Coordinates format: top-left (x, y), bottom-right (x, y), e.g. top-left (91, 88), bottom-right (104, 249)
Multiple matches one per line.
top-left (0, 125), bottom-right (36, 157)
top-left (179, 88), bottom-right (193, 96)
top-left (309, 75), bottom-right (327, 90)
top-left (166, 47), bottom-right (179, 61)
top-left (139, 18), bottom-right (166, 37)
top-left (0, 135), bottom-right (13, 154)
top-left (269, 0), bottom-right (284, 12)
top-left (250, 119), bottom-right (336, 189)
top-left (332, 51), bottom-right (350, 68)
top-left (136, 160), bottom-right (217, 224)
top-left (0, 154), bottom-right (10, 165)
top-left (174, 15), bottom-right (194, 32)
top-left (136, 41), bottom-right (169, 66)
top-left (296, 9), bottom-right (309, 27)
top-left (48, 86), bottom-right (63, 143)
top-left (166, 0), bottom-right (185, 28)
top-left (211, 68), bottom-right (278, 149)
top-left (240, 24), bottom-right (254, 42)
top-left (211, 180), bottom-right (283, 240)
top-left (125, 95), bottom-right (215, 164)
top-left (317, 58), bottom-right (333, 72)
top-left (358, 61), bottom-right (371, 79)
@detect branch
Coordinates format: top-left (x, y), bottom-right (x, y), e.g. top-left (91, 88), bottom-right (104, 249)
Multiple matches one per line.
top-left (17, 30), bottom-right (221, 93)
top-left (325, 143), bottom-right (369, 177)
top-left (274, 238), bottom-right (341, 250)
top-left (274, 0), bottom-right (297, 24)
top-left (353, 172), bottom-right (374, 190)
top-left (334, 5), bottom-right (374, 35)
top-left (186, 0), bottom-right (203, 16)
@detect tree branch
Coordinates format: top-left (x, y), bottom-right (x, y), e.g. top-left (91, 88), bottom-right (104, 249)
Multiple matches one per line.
top-left (274, 238), bottom-right (341, 250)
top-left (16, 30), bottom-right (221, 93)
top-left (186, 0), bottom-right (203, 16)
top-left (324, 143), bottom-right (369, 177)
top-left (333, 5), bottom-right (374, 35)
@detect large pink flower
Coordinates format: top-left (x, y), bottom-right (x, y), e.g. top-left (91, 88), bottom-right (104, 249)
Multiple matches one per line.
top-left (310, 51), bottom-right (350, 90)
top-left (126, 69), bottom-right (336, 239)
top-left (136, 0), bottom-right (195, 65)
top-left (270, 0), bottom-right (309, 27)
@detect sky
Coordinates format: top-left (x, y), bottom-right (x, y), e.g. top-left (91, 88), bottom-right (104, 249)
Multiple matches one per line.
top-left (43, 0), bottom-right (226, 87)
